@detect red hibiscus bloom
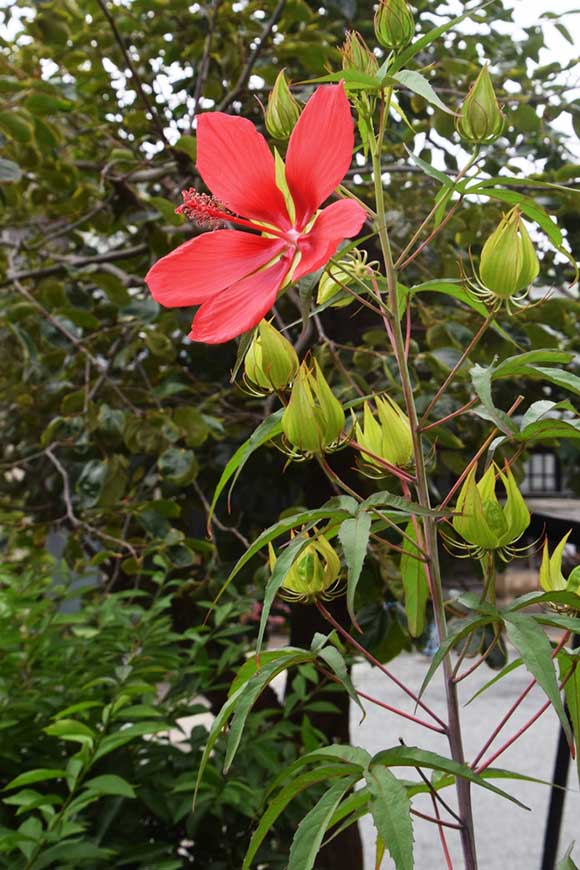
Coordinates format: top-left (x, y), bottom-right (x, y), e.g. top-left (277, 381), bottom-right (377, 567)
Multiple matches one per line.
top-left (145, 84), bottom-right (366, 344)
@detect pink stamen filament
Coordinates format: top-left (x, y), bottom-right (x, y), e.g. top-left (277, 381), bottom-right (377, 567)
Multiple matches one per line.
top-left (177, 188), bottom-right (289, 241)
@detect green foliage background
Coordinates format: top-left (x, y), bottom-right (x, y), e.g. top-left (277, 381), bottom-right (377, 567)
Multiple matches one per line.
top-left (0, 0), bottom-right (579, 867)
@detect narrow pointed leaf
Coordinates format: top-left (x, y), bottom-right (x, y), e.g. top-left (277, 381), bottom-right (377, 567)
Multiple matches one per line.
top-left (371, 746), bottom-right (529, 808)
top-left (317, 645), bottom-right (365, 718)
top-left (366, 766), bottom-right (414, 870)
top-left (287, 775), bottom-right (359, 870)
top-left (400, 521), bottom-right (429, 637)
top-left (339, 511), bottom-right (371, 627)
top-left (504, 612), bottom-right (573, 748)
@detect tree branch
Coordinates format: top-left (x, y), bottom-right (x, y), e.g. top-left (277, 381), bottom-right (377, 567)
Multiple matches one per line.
top-left (217, 0), bottom-right (286, 113)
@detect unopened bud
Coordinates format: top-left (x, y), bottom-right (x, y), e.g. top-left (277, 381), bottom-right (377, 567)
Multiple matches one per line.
top-left (269, 534), bottom-right (342, 604)
top-left (355, 396), bottom-right (413, 474)
top-left (282, 358), bottom-right (345, 455)
top-left (317, 250), bottom-right (370, 309)
top-left (244, 319), bottom-right (298, 394)
top-left (265, 70), bottom-right (301, 140)
top-left (341, 31), bottom-right (379, 77)
top-left (452, 464), bottom-right (530, 554)
top-left (456, 65), bottom-right (504, 145)
top-left (479, 207), bottom-right (539, 300)
top-left (540, 531), bottom-right (580, 597)
top-left (374, 0), bottom-right (415, 52)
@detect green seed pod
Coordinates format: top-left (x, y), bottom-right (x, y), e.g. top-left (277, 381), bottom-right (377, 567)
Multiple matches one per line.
top-left (282, 359), bottom-right (345, 455)
top-left (265, 69), bottom-right (301, 140)
top-left (374, 0), bottom-right (415, 52)
top-left (341, 31), bottom-right (379, 77)
top-left (456, 65), bottom-right (504, 145)
top-left (269, 535), bottom-right (342, 604)
top-left (244, 319), bottom-right (299, 394)
top-left (355, 396), bottom-right (413, 473)
top-left (539, 531), bottom-right (580, 596)
top-left (479, 207), bottom-right (539, 300)
top-left (452, 463), bottom-right (530, 553)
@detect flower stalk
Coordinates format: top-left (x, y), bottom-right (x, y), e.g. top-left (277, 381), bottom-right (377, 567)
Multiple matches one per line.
top-left (371, 95), bottom-right (479, 869)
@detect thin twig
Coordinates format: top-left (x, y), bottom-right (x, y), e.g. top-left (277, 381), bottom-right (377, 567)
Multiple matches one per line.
top-left (475, 660), bottom-right (577, 774)
top-left (316, 600), bottom-right (448, 731)
top-left (95, 0), bottom-right (171, 149)
top-left (438, 395), bottom-right (525, 511)
top-left (217, 0), bottom-right (287, 113)
top-left (471, 630), bottom-right (571, 770)
top-left (419, 312), bottom-right (495, 426)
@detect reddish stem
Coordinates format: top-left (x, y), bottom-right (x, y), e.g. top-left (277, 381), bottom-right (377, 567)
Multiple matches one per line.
top-left (471, 631), bottom-right (571, 769)
top-left (419, 398), bottom-right (479, 433)
top-left (430, 793), bottom-right (455, 869)
top-left (411, 808), bottom-right (462, 831)
top-left (476, 662), bottom-right (577, 774)
top-left (439, 395), bottom-right (525, 511)
top-left (316, 600), bottom-right (449, 732)
top-left (319, 667), bottom-right (446, 734)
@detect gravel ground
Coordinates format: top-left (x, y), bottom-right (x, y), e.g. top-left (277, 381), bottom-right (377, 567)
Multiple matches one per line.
top-left (350, 652), bottom-right (580, 869)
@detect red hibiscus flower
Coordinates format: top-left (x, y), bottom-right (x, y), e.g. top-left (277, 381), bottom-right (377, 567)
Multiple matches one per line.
top-left (145, 83), bottom-right (366, 344)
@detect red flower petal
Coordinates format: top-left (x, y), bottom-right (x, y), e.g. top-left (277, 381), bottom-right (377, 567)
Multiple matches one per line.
top-left (293, 199), bottom-right (366, 282)
top-left (285, 84), bottom-right (355, 230)
top-left (197, 113), bottom-right (291, 230)
top-left (189, 256), bottom-right (291, 344)
top-left (145, 231), bottom-right (286, 307)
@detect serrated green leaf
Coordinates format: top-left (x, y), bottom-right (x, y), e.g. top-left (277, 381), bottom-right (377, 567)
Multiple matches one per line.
top-left (242, 765), bottom-right (353, 870)
top-left (504, 613), bottom-right (573, 748)
top-left (559, 654), bottom-right (580, 785)
top-left (224, 649), bottom-right (314, 773)
top-left (372, 745), bottom-right (529, 808)
top-left (317, 645), bottom-right (365, 718)
top-left (400, 521), bottom-right (428, 637)
top-left (419, 615), bottom-right (493, 697)
top-left (366, 765), bottom-right (414, 870)
top-left (287, 775), bottom-right (359, 870)
top-left (339, 511), bottom-right (371, 627)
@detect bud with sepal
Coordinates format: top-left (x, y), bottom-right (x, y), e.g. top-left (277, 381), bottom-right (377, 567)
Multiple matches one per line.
top-left (540, 531), bottom-right (580, 599)
top-left (316, 249), bottom-right (375, 309)
top-left (354, 396), bottom-right (413, 476)
top-left (281, 358), bottom-right (345, 456)
top-left (456, 65), bottom-right (504, 145)
top-left (244, 319), bottom-right (299, 395)
top-left (451, 463), bottom-right (530, 558)
top-left (374, 0), bottom-right (415, 52)
top-left (268, 533), bottom-right (342, 604)
top-left (341, 31), bottom-right (378, 77)
top-left (478, 207), bottom-right (539, 303)
top-left (265, 69), bottom-right (301, 140)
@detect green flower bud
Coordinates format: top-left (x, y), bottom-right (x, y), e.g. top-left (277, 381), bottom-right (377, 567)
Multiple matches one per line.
top-left (456, 65), bottom-right (504, 144)
top-left (341, 31), bottom-right (379, 77)
top-left (540, 531), bottom-right (580, 596)
top-left (269, 534), bottom-right (342, 604)
top-left (317, 251), bottom-right (371, 309)
top-left (452, 464), bottom-right (530, 554)
top-left (244, 319), bottom-right (299, 394)
top-left (282, 359), bottom-right (345, 455)
top-left (479, 207), bottom-right (539, 300)
top-left (374, 0), bottom-right (415, 52)
top-left (355, 396), bottom-right (413, 473)
top-left (265, 69), bottom-right (301, 140)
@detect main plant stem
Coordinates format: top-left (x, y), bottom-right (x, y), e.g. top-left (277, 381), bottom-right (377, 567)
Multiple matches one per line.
top-left (371, 137), bottom-right (478, 869)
